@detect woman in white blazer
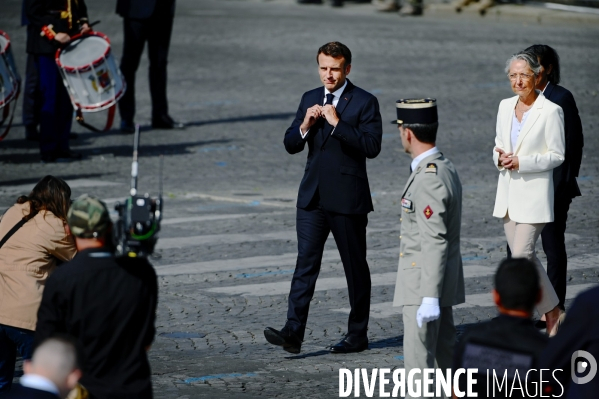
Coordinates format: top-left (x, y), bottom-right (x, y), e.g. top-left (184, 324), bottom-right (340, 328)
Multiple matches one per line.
top-left (493, 52), bottom-right (565, 335)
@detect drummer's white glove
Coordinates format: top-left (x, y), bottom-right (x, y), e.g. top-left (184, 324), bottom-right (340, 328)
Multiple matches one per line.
top-left (416, 297), bottom-right (440, 328)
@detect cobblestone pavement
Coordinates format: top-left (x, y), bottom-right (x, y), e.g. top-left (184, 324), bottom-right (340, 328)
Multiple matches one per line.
top-left (1, 0), bottom-right (598, 397)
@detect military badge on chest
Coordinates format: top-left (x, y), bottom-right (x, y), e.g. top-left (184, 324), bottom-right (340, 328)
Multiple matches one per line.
top-left (401, 197), bottom-right (414, 213)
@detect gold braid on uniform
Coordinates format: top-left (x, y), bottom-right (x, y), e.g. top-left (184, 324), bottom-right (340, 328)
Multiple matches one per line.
top-left (60, 0), bottom-right (73, 29)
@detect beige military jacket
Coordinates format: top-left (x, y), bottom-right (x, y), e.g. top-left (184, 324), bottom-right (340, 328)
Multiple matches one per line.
top-left (393, 152), bottom-right (465, 307)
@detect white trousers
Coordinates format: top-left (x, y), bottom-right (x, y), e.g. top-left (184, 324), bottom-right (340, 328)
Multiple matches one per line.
top-left (503, 216), bottom-right (559, 315)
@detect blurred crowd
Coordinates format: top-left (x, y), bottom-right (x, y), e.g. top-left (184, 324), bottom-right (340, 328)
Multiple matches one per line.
top-left (298, 0), bottom-right (512, 17)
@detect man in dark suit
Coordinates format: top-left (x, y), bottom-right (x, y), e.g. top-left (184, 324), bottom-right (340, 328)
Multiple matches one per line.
top-left (540, 285), bottom-right (599, 399)
top-left (116, 0), bottom-right (184, 132)
top-left (4, 337), bottom-right (81, 399)
top-left (264, 42), bottom-right (382, 354)
top-left (35, 195), bottom-right (157, 399)
top-left (508, 46), bottom-right (583, 319)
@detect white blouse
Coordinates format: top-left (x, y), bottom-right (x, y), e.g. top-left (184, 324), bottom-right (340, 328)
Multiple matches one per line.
top-left (511, 108), bottom-right (531, 151)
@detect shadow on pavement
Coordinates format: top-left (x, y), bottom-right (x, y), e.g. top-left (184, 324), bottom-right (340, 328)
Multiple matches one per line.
top-left (285, 349), bottom-right (331, 360)
top-left (1, 139), bottom-right (234, 164)
top-left (2, 112), bottom-right (294, 151)
top-left (0, 173), bottom-right (109, 186)
top-left (185, 112), bottom-right (296, 127)
top-left (369, 335), bottom-right (404, 349)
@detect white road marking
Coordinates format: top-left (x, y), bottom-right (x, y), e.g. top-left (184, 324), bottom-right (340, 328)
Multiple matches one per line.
top-left (332, 283), bottom-right (598, 319)
top-left (0, 179), bottom-right (123, 197)
top-left (199, 257), bottom-right (598, 299)
top-left (157, 231), bottom-right (297, 249)
top-left (161, 211), bottom-right (291, 225)
top-left (156, 227), bottom-right (398, 250)
top-left (204, 272), bottom-right (399, 297)
top-left (155, 247), bottom-right (400, 276)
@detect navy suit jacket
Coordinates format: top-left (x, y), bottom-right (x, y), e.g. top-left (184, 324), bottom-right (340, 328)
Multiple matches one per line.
top-left (540, 286), bottom-right (599, 398)
top-left (3, 384), bottom-right (59, 399)
top-left (284, 80), bottom-right (382, 215)
top-left (116, 0), bottom-right (175, 19)
top-left (544, 82), bottom-right (583, 199)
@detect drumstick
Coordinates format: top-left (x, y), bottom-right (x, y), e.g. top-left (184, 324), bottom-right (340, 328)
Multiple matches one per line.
top-left (80, 20), bottom-right (101, 31)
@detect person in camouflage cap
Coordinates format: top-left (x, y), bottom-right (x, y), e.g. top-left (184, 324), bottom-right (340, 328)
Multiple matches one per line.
top-left (67, 195), bottom-right (111, 239)
top-left (36, 196), bottom-right (157, 399)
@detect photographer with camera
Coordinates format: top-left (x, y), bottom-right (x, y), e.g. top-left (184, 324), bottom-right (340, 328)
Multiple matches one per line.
top-left (34, 195), bottom-right (158, 399)
top-left (0, 175), bottom-right (76, 393)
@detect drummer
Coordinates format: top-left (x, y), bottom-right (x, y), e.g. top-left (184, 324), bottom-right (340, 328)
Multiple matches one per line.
top-left (25, 0), bottom-right (91, 163)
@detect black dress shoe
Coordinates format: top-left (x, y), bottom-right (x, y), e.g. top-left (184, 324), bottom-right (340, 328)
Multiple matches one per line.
top-left (55, 150), bottom-right (82, 162)
top-left (40, 150), bottom-right (80, 163)
top-left (329, 335), bottom-right (368, 353)
top-left (152, 114), bottom-right (185, 130)
top-left (264, 327), bottom-right (302, 354)
top-left (121, 120), bottom-right (136, 134)
top-left (40, 153), bottom-right (57, 164)
top-left (298, 0), bottom-right (323, 3)
top-left (25, 125), bottom-right (40, 141)
top-left (332, 0), bottom-right (344, 6)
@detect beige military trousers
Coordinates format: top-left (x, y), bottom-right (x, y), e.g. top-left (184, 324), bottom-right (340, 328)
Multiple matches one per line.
top-left (403, 305), bottom-right (455, 399)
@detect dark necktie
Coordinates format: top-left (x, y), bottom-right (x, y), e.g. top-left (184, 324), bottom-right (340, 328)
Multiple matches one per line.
top-left (322, 93), bottom-right (335, 137)
top-left (325, 93), bottom-right (334, 105)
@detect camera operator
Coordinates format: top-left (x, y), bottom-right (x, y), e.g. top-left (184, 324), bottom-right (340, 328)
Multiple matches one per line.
top-left (34, 195), bottom-right (158, 399)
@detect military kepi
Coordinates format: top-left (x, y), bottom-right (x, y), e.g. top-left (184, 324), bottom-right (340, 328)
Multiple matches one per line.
top-left (392, 98), bottom-right (438, 125)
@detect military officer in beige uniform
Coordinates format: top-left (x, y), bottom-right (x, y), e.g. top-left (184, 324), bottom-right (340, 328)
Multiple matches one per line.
top-left (391, 99), bottom-right (464, 398)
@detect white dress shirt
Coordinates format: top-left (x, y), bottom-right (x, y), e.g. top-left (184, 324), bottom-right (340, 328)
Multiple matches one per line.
top-left (411, 147), bottom-right (440, 172)
top-left (300, 80), bottom-right (348, 139)
top-left (20, 374), bottom-right (60, 396)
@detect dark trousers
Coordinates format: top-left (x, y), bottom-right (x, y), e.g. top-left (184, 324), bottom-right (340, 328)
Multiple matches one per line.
top-left (0, 324), bottom-right (35, 392)
top-left (119, 6), bottom-right (174, 123)
top-left (286, 203), bottom-right (371, 340)
top-left (22, 54), bottom-right (41, 129)
top-left (507, 197), bottom-right (572, 309)
top-left (37, 55), bottom-right (72, 156)
top-left (541, 197), bottom-right (572, 309)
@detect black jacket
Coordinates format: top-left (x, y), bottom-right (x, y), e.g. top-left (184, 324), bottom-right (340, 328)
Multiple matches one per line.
top-left (116, 0), bottom-right (175, 19)
top-left (3, 384), bottom-right (59, 399)
top-left (453, 315), bottom-right (549, 398)
top-left (544, 82), bottom-right (583, 199)
top-left (35, 248), bottom-right (158, 399)
top-left (540, 286), bottom-right (599, 399)
top-left (283, 80), bottom-right (382, 215)
top-left (25, 0), bottom-right (88, 55)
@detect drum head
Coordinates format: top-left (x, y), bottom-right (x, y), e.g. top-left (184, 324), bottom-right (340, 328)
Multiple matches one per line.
top-left (60, 35), bottom-right (109, 69)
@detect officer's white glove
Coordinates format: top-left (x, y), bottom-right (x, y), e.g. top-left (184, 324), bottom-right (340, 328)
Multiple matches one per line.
top-left (416, 297), bottom-right (440, 328)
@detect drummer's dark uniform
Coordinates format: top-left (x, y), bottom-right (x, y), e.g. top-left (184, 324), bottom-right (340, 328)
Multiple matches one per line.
top-left (25, 0), bottom-right (88, 161)
top-left (116, 0), bottom-right (176, 125)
